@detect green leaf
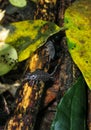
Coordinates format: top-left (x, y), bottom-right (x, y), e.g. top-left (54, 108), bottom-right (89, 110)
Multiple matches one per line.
top-left (0, 43), bottom-right (18, 76)
top-left (9, 0), bottom-right (27, 7)
top-left (64, 0), bottom-right (91, 89)
top-left (51, 77), bottom-right (86, 130)
top-left (5, 20), bottom-right (61, 61)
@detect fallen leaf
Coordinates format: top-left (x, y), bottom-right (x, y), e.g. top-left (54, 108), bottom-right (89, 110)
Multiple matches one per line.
top-left (5, 20), bottom-right (60, 61)
top-left (64, 0), bottom-right (91, 89)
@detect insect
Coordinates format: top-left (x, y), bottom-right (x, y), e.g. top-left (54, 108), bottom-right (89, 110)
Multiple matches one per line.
top-left (45, 29), bottom-right (65, 62)
top-left (45, 40), bottom-right (55, 62)
top-left (23, 69), bottom-right (54, 86)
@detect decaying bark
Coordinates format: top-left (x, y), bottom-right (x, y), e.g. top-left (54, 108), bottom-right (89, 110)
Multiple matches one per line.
top-left (34, 0), bottom-right (57, 22)
top-left (4, 1), bottom-right (60, 129)
top-left (5, 46), bottom-right (51, 130)
top-left (57, 0), bottom-right (72, 26)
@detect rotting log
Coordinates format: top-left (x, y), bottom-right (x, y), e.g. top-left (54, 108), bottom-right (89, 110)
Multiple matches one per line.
top-left (34, 0), bottom-right (61, 107)
top-left (5, 46), bottom-right (50, 130)
top-left (4, 0), bottom-right (63, 129)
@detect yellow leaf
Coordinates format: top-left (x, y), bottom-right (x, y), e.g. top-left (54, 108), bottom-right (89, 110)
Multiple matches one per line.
top-left (65, 0), bottom-right (91, 89)
top-left (5, 20), bottom-right (60, 61)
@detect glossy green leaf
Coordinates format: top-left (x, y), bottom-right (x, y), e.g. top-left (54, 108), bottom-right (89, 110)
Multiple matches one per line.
top-left (51, 76), bottom-right (86, 130)
top-left (9, 0), bottom-right (27, 7)
top-left (0, 43), bottom-right (18, 76)
top-left (64, 0), bottom-right (91, 89)
top-left (5, 20), bottom-right (61, 61)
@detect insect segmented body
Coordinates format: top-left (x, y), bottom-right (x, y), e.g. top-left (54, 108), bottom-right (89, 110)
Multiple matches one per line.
top-left (24, 69), bottom-right (54, 86)
top-left (45, 40), bottom-right (55, 62)
top-left (45, 29), bottom-right (65, 62)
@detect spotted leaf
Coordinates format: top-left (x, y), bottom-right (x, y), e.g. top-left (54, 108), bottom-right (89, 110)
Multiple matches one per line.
top-left (64, 0), bottom-right (91, 89)
top-left (5, 20), bottom-right (61, 61)
top-left (0, 43), bottom-right (18, 76)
